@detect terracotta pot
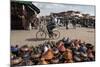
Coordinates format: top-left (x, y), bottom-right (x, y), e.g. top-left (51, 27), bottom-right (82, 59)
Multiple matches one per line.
top-left (65, 60), bottom-right (73, 63)
top-left (53, 48), bottom-right (59, 54)
top-left (40, 58), bottom-right (48, 65)
top-left (51, 58), bottom-right (59, 64)
top-left (63, 49), bottom-right (73, 60)
top-left (57, 41), bottom-right (66, 52)
top-left (42, 49), bottom-right (54, 60)
top-left (31, 53), bottom-right (41, 58)
top-left (11, 57), bottom-right (23, 65)
top-left (21, 47), bottom-right (29, 52)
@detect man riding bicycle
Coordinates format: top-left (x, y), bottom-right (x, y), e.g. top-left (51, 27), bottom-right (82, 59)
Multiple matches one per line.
top-left (47, 16), bottom-right (56, 38)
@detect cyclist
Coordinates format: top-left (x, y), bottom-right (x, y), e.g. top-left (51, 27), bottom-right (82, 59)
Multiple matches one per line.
top-left (47, 16), bottom-right (56, 38)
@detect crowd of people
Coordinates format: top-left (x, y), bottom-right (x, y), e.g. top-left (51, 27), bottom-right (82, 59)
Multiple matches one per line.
top-left (11, 37), bottom-right (95, 66)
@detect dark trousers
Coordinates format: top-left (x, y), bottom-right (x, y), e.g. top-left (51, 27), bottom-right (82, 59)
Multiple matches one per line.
top-left (47, 27), bottom-right (54, 37)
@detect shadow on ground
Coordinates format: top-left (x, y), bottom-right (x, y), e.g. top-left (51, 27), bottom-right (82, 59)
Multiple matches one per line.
top-left (26, 38), bottom-right (50, 41)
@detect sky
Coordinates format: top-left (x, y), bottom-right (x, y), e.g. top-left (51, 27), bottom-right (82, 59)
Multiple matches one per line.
top-left (32, 2), bottom-right (96, 16)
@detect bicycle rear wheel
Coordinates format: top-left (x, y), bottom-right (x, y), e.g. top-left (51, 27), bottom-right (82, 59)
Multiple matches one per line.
top-left (52, 30), bottom-right (60, 39)
top-left (36, 31), bottom-right (46, 39)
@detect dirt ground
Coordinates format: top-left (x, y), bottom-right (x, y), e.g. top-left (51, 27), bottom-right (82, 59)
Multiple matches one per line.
top-left (11, 27), bottom-right (95, 47)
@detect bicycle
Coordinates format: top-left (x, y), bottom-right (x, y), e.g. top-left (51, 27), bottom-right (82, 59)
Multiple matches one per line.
top-left (36, 25), bottom-right (60, 40)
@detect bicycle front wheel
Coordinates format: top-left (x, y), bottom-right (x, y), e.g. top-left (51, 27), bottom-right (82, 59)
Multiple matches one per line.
top-left (36, 31), bottom-right (46, 39)
top-left (52, 30), bottom-right (60, 39)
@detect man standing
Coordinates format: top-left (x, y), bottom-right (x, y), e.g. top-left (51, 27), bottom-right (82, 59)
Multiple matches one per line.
top-left (64, 16), bottom-right (69, 29)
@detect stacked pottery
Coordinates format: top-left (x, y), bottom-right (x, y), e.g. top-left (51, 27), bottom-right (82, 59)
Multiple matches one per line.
top-left (41, 48), bottom-right (54, 60)
top-left (52, 47), bottom-right (59, 55)
top-left (20, 45), bottom-right (29, 52)
top-left (63, 48), bottom-right (73, 63)
top-left (38, 58), bottom-right (48, 65)
top-left (57, 41), bottom-right (66, 52)
top-left (11, 45), bottom-right (19, 56)
top-left (50, 56), bottom-right (59, 64)
top-left (11, 57), bottom-right (23, 65)
top-left (31, 46), bottom-right (41, 59)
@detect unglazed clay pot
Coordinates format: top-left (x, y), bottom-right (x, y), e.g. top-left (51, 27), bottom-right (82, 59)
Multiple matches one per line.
top-left (11, 57), bottom-right (23, 65)
top-left (41, 49), bottom-right (54, 60)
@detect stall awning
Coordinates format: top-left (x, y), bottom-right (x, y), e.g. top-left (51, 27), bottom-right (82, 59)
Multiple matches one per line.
top-left (11, 1), bottom-right (40, 14)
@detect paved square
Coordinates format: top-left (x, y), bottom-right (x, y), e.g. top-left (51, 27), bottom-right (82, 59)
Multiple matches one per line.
top-left (11, 27), bottom-right (95, 47)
